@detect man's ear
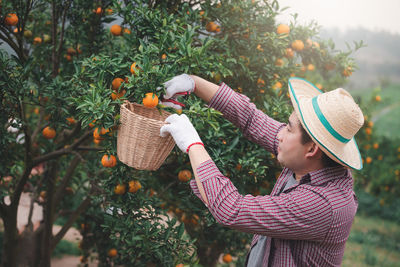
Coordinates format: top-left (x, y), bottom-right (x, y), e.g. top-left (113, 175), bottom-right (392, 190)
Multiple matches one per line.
top-left (305, 142), bottom-right (322, 159)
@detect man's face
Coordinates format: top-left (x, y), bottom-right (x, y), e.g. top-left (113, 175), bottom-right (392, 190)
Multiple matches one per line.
top-left (276, 112), bottom-right (311, 171)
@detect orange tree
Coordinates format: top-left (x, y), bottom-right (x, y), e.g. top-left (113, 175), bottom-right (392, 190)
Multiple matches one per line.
top-left (0, 0), bottom-right (361, 266)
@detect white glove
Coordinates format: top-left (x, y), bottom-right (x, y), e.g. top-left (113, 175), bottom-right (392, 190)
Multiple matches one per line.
top-left (163, 74), bottom-right (195, 99)
top-left (160, 114), bottom-right (203, 153)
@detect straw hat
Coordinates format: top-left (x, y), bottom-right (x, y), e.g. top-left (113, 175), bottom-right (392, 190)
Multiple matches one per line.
top-left (288, 77), bottom-right (364, 170)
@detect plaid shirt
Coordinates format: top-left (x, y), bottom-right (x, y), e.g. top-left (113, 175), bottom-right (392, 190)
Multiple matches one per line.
top-left (190, 83), bottom-right (358, 266)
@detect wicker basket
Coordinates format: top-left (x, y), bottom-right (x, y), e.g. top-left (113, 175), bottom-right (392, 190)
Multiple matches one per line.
top-left (117, 101), bottom-right (175, 170)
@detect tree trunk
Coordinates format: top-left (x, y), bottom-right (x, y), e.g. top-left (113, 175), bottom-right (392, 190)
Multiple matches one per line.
top-left (1, 208), bottom-right (18, 267)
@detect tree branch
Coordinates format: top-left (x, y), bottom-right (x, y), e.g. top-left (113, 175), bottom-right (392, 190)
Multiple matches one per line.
top-left (51, 196), bottom-right (91, 251)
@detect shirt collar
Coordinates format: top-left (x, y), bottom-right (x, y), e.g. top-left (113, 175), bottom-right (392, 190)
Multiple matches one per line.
top-left (298, 166), bottom-right (350, 186)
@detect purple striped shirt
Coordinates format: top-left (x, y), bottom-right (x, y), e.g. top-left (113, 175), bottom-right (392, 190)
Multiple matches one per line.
top-left (190, 83), bottom-right (358, 266)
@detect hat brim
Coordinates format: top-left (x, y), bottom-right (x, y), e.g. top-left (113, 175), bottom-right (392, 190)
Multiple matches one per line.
top-left (288, 77), bottom-right (363, 170)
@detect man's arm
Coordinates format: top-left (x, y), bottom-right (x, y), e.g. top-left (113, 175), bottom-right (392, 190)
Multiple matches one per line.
top-left (190, 75), bottom-right (219, 103)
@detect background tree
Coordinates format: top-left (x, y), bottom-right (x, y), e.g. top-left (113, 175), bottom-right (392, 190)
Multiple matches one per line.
top-left (1, 0), bottom-right (365, 266)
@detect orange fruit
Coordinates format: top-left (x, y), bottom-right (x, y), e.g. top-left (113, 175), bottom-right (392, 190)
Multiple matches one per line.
top-left (94, 7), bottom-right (102, 15)
top-left (93, 127), bottom-right (109, 140)
top-left (272, 81), bottom-right (282, 90)
top-left (275, 58), bottom-right (284, 67)
top-left (110, 24), bottom-right (122, 36)
top-left (66, 117), bottom-right (76, 124)
top-left (315, 83), bottom-right (323, 90)
top-left (276, 24), bottom-right (290, 35)
top-left (114, 184), bottom-right (126, 195)
top-left (291, 40), bottom-right (304, 51)
top-left (33, 37), bottom-right (42, 44)
top-left (130, 62), bottom-right (138, 75)
top-left (67, 47), bottom-right (76, 55)
top-left (307, 64), bottom-right (315, 71)
top-left (235, 164), bottom-right (242, 171)
top-left (375, 95), bottom-right (381, 102)
top-left (222, 253), bottom-right (232, 263)
top-left (93, 138), bottom-right (101, 145)
top-left (257, 78), bottom-right (265, 87)
top-left (42, 126), bottom-right (56, 139)
top-left (373, 143), bottom-right (379, 149)
top-left (342, 66), bottom-right (352, 77)
top-left (178, 170), bottom-right (192, 182)
top-left (285, 48), bottom-right (294, 58)
top-left (101, 154), bottom-right (117, 168)
top-left (107, 248), bottom-right (118, 257)
top-left (176, 264), bottom-right (184, 267)
top-left (365, 127), bottom-right (372, 135)
top-left (5, 13), bottom-right (19, 26)
top-left (256, 44), bottom-right (263, 52)
top-left (123, 28), bottom-right (131, 34)
top-left (111, 89), bottom-right (126, 100)
top-left (206, 21), bottom-right (218, 32)
top-left (111, 77), bottom-right (124, 91)
top-left (142, 93), bottom-right (158, 108)
top-left (161, 53), bottom-right (167, 60)
top-left (106, 8), bottom-right (113, 15)
top-left (128, 180), bottom-right (142, 193)
top-left (365, 157), bottom-right (372, 164)
top-left (65, 54), bottom-right (72, 61)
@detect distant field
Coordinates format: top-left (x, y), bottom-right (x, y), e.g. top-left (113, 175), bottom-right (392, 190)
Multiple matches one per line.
top-left (343, 214), bottom-right (400, 267)
top-left (349, 83), bottom-right (400, 139)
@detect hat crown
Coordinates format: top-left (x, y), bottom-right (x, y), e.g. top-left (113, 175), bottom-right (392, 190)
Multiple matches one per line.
top-left (315, 88), bottom-right (364, 142)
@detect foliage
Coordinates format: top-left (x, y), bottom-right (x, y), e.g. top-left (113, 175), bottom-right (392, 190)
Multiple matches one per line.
top-left (0, 0), bottom-right (363, 266)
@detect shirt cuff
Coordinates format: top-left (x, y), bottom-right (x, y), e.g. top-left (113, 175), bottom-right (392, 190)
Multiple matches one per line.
top-left (195, 159), bottom-right (222, 183)
top-left (208, 83), bottom-right (235, 113)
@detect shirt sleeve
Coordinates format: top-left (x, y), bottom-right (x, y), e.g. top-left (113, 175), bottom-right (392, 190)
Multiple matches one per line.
top-left (208, 83), bottom-right (285, 155)
top-left (190, 160), bottom-right (332, 241)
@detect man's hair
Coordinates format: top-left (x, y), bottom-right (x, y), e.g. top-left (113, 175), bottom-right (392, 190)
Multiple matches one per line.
top-left (299, 122), bottom-right (342, 168)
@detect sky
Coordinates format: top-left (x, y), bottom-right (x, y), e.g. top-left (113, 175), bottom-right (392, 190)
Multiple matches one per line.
top-left (276, 0), bottom-right (400, 35)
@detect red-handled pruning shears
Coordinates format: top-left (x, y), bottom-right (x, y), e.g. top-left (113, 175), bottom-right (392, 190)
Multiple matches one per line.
top-left (161, 91), bottom-right (190, 108)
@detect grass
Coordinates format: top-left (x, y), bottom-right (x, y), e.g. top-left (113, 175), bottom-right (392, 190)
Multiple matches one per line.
top-left (51, 239), bottom-right (80, 258)
top-left (343, 214), bottom-right (400, 267)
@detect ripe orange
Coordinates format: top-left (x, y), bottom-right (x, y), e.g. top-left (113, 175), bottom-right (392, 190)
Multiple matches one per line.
top-left (66, 117), bottom-right (76, 124)
top-left (33, 37), bottom-right (42, 44)
top-left (285, 48), bottom-right (294, 59)
top-left (257, 78), bottom-right (265, 87)
top-left (106, 8), bottom-right (113, 15)
top-left (291, 40), bottom-right (304, 51)
top-left (342, 66), bottom-right (353, 77)
top-left (305, 38), bottom-right (313, 49)
top-left (272, 81), bottom-right (282, 90)
top-left (42, 126), bottom-right (56, 139)
top-left (222, 253), bottom-right (232, 263)
top-left (307, 64), bottom-right (315, 71)
top-left (65, 54), bottom-right (72, 61)
top-left (123, 28), bottom-right (131, 34)
top-left (130, 62), bottom-right (138, 75)
top-left (275, 58), bottom-right (284, 67)
top-left (111, 77), bottom-right (124, 91)
top-left (142, 93), bottom-right (158, 108)
top-left (276, 24), bottom-right (290, 35)
top-left (161, 53), bottom-right (167, 60)
top-left (5, 13), bottom-right (19, 26)
top-left (178, 170), bottom-right (192, 182)
top-left (365, 127), bottom-right (372, 135)
top-left (176, 264), bottom-right (184, 267)
top-left (107, 248), bottom-right (117, 257)
top-left (373, 143), bottom-right (379, 149)
top-left (110, 24), bottom-right (122, 36)
top-left (128, 180), bottom-right (142, 193)
top-left (256, 44), bottom-right (263, 52)
top-left (365, 157), bottom-right (372, 164)
top-left (114, 184), bottom-right (126, 195)
top-left (101, 154), bottom-right (117, 168)
top-left (375, 95), bottom-right (381, 102)
top-left (93, 127), bottom-right (109, 140)
top-left (94, 7), bottom-right (102, 15)
top-left (67, 47), bottom-right (76, 55)
top-left (111, 89), bottom-right (126, 100)
top-left (206, 21), bottom-right (218, 32)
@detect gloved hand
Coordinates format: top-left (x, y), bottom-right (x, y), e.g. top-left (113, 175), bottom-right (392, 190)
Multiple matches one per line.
top-left (159, 74), bottom-right (195, 110)
top-left (160, 114), bottom-right (203, 153)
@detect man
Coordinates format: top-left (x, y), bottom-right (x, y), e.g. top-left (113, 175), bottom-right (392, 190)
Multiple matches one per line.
top-left (160, 74), bottom-right (364, 266)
